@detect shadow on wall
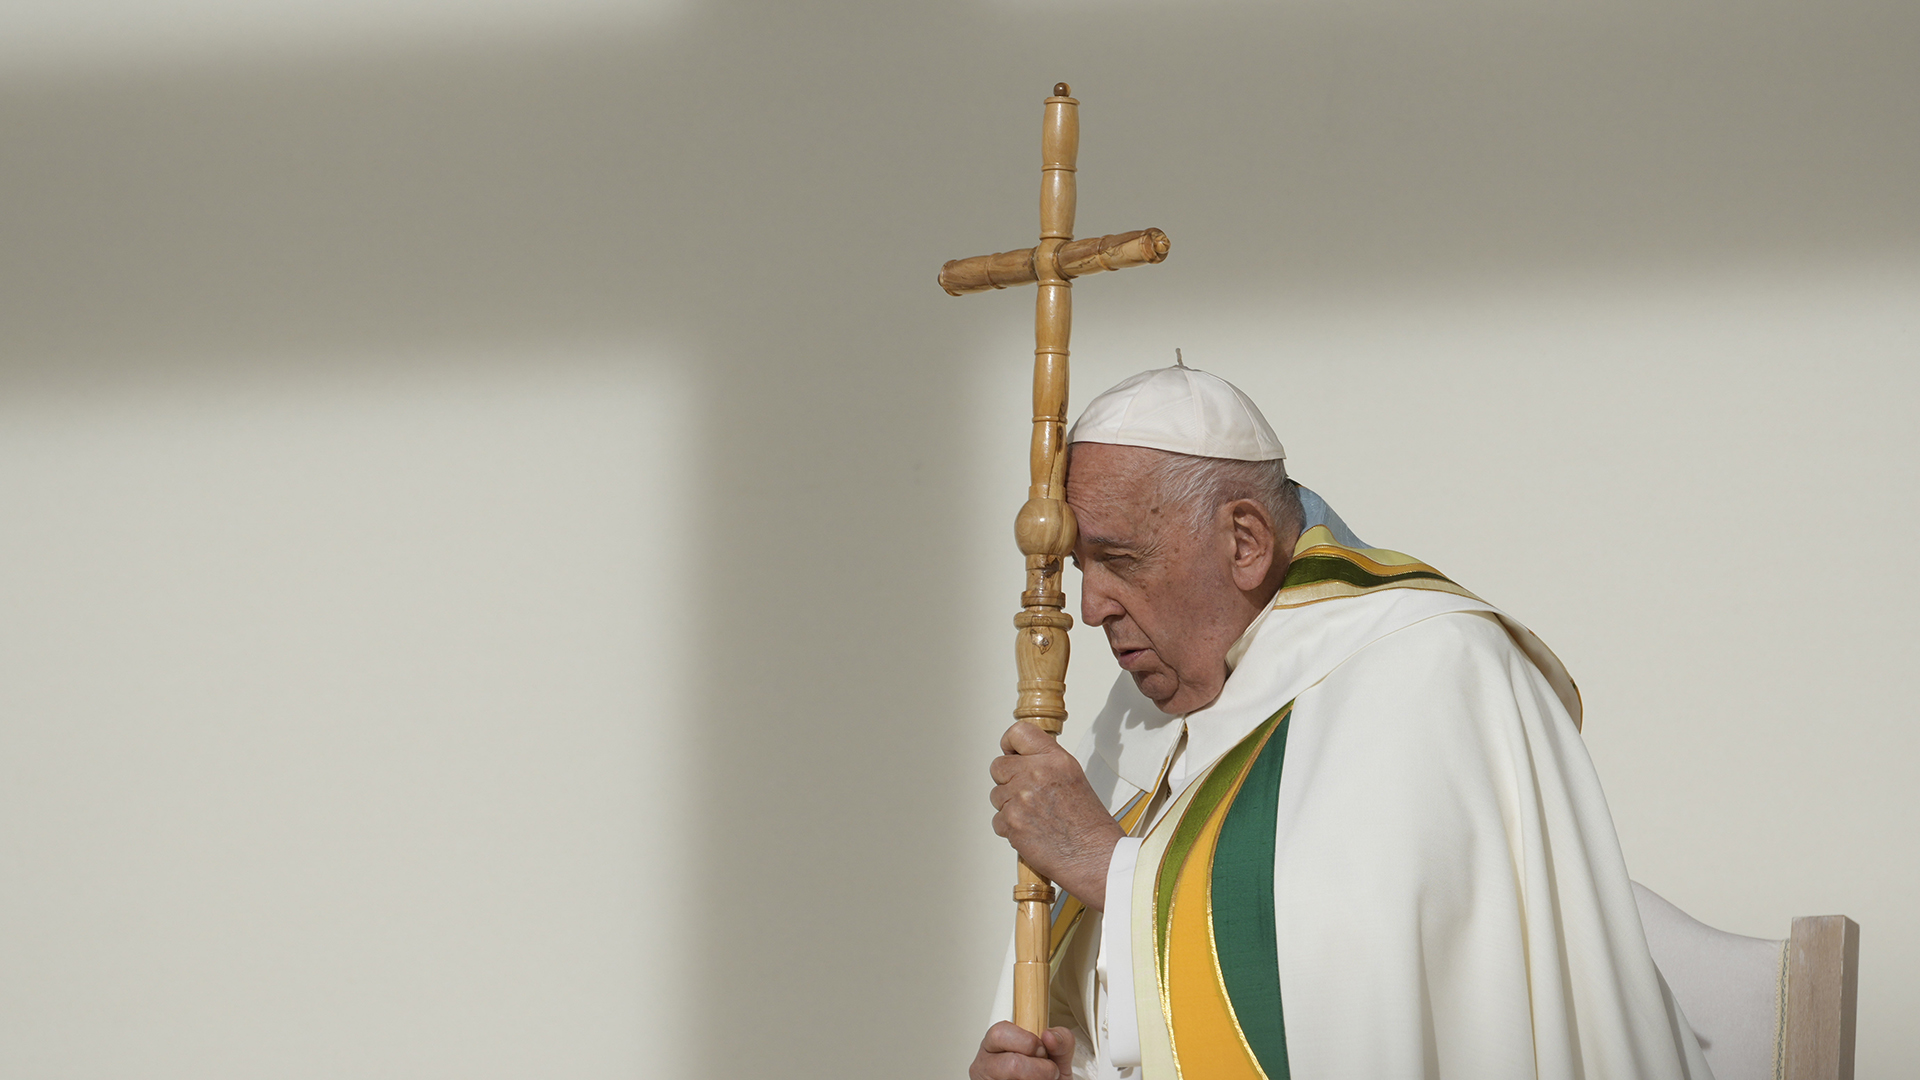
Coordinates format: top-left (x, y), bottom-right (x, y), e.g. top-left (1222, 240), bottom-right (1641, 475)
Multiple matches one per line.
top-left (1, 0), bottom-right (1916, 1077)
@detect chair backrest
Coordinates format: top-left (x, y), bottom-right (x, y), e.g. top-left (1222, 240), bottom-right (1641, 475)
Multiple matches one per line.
top-left (1631, 881), bottom-right (1860, 1080)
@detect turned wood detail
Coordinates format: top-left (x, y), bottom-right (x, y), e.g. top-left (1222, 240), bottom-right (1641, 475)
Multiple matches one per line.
top-left (938, 82), bottom-right (1172, 1037)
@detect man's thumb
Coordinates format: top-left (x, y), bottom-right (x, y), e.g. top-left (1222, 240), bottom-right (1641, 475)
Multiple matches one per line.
top-left (1002, 721), bottom-right (1060, 756)
top-left (1042, 1026), bottom-right (1075, 1078)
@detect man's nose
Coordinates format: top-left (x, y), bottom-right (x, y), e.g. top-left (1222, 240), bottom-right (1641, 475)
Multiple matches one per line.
top-left (1080, 576), bottom-right (1124, 627)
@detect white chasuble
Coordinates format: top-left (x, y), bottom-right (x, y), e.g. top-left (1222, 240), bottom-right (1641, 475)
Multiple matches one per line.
top-left (993, 525), bottom-right (1712, 1080)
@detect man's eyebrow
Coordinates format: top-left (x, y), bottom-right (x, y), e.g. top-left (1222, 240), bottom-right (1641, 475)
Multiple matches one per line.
top-left (1077, 534), bottom-right (1131, 549)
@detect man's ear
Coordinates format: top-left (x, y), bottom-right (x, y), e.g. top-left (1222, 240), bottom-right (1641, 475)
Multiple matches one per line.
top-left (1226, 498), bottom-right (1277, 592)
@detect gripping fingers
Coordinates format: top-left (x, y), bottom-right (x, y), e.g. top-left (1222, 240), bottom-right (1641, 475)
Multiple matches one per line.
top-left (975, 1053), bottom-right (1062, 1080)
top-left (971, 1022), bottom-right (1065, 1080)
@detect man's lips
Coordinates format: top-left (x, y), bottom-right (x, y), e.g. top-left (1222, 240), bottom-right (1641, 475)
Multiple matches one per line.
top-left (1113, 646), bottom-right (1153, 671)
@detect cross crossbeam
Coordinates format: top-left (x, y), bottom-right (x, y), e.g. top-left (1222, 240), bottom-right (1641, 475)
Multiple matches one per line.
top-left (939, 228), bottom-right (1170, 296)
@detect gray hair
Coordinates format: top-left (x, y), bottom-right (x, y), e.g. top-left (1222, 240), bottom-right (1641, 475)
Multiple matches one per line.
top-left (1149, 452), bottom-right (1304, 542)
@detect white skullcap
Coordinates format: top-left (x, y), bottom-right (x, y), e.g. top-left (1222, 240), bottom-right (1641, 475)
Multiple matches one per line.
top-left (1068, 363), bottom-right (1285, 462)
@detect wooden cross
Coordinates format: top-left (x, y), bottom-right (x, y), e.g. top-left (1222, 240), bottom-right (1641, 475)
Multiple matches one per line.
top-left (937, 82), bottom-right (1171, 1037)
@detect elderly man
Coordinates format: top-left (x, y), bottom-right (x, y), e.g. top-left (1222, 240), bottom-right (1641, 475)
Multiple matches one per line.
top-left (970, 365), bottom-right (1709, 1080)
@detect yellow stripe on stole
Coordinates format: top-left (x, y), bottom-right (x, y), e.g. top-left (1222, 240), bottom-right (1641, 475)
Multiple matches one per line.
top-left (1163, 785), bottom-right (1267, 1080)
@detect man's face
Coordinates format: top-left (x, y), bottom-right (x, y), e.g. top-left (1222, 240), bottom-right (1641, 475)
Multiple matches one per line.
top-left (1066, 443), bottom-right (1252, 716)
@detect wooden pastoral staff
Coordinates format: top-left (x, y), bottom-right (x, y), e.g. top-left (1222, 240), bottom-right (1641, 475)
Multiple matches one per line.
top-left (937, 83), bottom-right (1172, 1037)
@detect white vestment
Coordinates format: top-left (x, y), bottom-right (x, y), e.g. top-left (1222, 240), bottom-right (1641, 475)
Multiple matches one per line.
top-left (992, 575), bottom-right (1713, 1079)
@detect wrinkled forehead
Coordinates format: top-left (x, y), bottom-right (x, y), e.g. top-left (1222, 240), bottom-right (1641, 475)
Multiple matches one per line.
top-left (1065, 442), bottom-right (1165, 495)
top-left (1065, 443), bottom-right (1173, 537)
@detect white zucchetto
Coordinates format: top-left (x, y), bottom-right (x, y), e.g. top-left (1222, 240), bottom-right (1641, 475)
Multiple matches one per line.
top-left (1068, 363), bottom-right (1285, 462)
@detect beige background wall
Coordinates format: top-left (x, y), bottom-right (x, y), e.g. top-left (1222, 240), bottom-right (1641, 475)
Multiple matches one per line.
top-left (1, 0), bottom-right (1914, 1076)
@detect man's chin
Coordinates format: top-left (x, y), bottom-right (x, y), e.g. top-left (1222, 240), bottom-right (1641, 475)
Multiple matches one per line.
top-left (1129, 671), bottom-right (1181, 714)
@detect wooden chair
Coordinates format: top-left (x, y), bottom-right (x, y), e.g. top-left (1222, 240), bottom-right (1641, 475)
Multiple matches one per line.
top-left (1631, 882), bottom-right (1860, 1080)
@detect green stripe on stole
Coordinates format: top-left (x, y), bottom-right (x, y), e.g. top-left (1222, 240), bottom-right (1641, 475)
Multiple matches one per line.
top-left (1212, 712), bottom-right (1291, 1079)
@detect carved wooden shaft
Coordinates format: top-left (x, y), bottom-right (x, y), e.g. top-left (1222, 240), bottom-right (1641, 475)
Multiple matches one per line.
top-left (1007, 83), bottom-right (1081, 1037)
top-left (938, 81), bottom-right (1171, 1040)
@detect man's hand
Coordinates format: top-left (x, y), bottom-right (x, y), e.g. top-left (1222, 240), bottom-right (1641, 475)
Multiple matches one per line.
top-left (990, 723), bottom-right (1125, 908)
top-left (970, 1022), bottom-right (1074, 1080)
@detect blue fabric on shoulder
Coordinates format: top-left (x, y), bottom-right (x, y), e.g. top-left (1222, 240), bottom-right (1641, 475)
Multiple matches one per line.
top-left (1294, 484), bottom-right (1367, 549)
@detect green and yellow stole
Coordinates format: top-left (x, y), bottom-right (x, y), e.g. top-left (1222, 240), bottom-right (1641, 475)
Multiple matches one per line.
top-left (1272, 525), bottom-right (1475, 610)
top-left (1139, 703), bottom-right (1294, 1080)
